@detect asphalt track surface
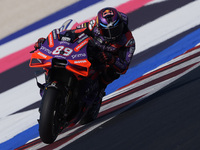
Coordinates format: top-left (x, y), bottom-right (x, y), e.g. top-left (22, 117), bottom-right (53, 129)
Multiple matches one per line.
top-left (1, 0), bottom-right (200, 149)
top-left (62, 67), bottom-right (200, 150)
top-left (62, 1), bottom-right (200, 149)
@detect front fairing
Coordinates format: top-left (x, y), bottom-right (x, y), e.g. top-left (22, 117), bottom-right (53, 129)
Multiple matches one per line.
top-left (29, 33), bottom-right (92, 77)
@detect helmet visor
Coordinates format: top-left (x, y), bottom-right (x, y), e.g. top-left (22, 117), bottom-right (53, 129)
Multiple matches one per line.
top-left (101, 22), bottom-right (124, 39)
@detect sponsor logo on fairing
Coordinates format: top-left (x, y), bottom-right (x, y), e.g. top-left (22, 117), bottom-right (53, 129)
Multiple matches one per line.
top-left (78, 33), bottom-right (85, 39)
top-left (37, 52), bottom-right (47, 58)
top-left (71, 53), bottom-right (86, 59)
top-left (60, 41), bottom-right (70, 45)
top-left (78, 34), bottom-right (89, 43)
top-left (74, 60), bottom-right (87, 64)
top-left (61, 37), bottom-right (71, 42)
top-left (52, 30), bottom-right (57, 40)
top-left (48, 32), bottom-right (54, 47)
top-left (75, 39), bottom-right (89, 52)
top-left (40, 46), bottom-right (52, 54)
top-left (54, 55), bottom-right (66, 59)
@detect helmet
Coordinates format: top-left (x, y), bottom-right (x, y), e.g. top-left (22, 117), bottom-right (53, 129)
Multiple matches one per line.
top-left (96, 7), bottom-right (124, 40)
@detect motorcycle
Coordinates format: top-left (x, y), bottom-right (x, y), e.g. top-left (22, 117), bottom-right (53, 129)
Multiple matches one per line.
top-left (29, 20), bottom-right (104, 144)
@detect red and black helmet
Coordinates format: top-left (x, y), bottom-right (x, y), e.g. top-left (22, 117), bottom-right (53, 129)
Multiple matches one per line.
top-left (96, 7), bottom-right (124, 40)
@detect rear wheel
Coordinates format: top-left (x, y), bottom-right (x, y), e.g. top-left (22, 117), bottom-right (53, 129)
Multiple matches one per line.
top-left (39, 87), bottom-right (60, 144)
top-left (80, 96), bottom-right (102, 125)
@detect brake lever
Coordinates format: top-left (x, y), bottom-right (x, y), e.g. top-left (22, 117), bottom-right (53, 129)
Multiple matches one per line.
top-left (30, 48), bottom-right (37, 53)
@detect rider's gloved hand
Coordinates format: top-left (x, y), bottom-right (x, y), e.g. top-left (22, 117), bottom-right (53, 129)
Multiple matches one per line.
top-left (34, 38), bottom-right (46, 49)
top-left (98, 51), bottom-right (115, 64)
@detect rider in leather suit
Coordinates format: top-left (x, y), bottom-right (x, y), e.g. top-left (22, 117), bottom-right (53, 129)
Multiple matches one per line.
top-left (75, 7), bottom-right (135, 89)
top-left (35, 7), bottom-right (135, 94)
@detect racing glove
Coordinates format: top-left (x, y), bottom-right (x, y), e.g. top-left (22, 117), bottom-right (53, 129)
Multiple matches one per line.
top-left (34, 38), bottom-right (46, 49)
top-left (98, 51), bottom-right (115, 65)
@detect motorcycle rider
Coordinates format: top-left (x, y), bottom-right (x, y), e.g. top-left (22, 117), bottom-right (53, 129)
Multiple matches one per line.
top-left (35, 7), bottom-right (135, 95)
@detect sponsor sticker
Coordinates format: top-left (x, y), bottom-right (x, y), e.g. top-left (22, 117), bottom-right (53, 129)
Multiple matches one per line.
top-left (37, 52), bottom-right (47, 58)
top-left (59, 41), bottom-right (70, 45)
top-left (54, 55), bottom-right (66, 59)
top-left (74, 60), bottom-right (87, 64)
top-left (52, 30), bottom-right (57, 40)
top-left (125, 38), bottom-right (135, 47)
top-left (48, 32), bottom-right (54, 48)
top-left (78, 34), bottom-right (89, 43)
top-left (40, 46), bottom-right (52, 54)
top-left (78, 33), bottom-right (85, 39)
top-left (129, 46), bottom-right (135, 53)
top-left (88, 20), bottom-right (95, 31)
top-left (103, 10), bottom-right (114, 17)
top-left (71, 53), bottom-right (86, 59)
top-left (61, 36), bottom-right (71, 42)
top-left (74, 38), bottom-right (89, 52)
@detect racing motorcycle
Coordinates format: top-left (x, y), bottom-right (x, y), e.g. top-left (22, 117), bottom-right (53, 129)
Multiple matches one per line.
top-left (29, 20), bottom-right (104, 144)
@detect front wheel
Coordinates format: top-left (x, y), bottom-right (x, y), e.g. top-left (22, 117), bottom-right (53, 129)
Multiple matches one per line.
top-left (39, 87), bottom-right (60, 144)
